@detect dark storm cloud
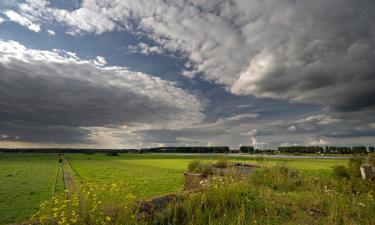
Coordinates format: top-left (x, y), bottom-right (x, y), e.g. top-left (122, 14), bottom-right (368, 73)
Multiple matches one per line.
top-left (0, 40), bottom-right (204, 143)
top-left (0, 123), bottom-right (92, 143)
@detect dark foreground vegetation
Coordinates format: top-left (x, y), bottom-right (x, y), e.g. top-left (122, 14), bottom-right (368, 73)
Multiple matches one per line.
top-left (32, 156), bottom-right (375, 225)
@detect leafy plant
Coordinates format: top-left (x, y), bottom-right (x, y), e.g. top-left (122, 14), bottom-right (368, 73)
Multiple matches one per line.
top-left (187, 160), bottom-right (200, 172)
top-left (214, 156), bottom-right (230, 168)
top-left (332, 165), bottom-right (349, 179)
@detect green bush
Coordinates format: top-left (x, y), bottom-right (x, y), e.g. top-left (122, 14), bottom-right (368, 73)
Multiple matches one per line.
top-left (187, 160), bottom-right (213, 177)
top-left (347, 157), bottom-right (363, 178)
top-left (214, 156), bottom-right (229, 168)
top-left (187, 160), bottom-right (200, 172)
top-left (332, 165), bottom-right (349, 179)
top-left (332, 156), bottom-right (365, 180)
top-left (194, 163), bottom-right (213, 177)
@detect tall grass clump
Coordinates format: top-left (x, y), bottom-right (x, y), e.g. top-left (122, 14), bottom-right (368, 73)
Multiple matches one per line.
top-left (250, 165), bottom-right (304, 192)
top-left (187, 160), bottom-right (213, 177)
top-left (214, 156), bottom-right (230, 168)
top-left (187, 160), bottom-right (200, 172)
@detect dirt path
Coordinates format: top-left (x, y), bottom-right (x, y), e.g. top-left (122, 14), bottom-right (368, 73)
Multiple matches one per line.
top-left (60, 155), bottom-right (85, 214)
top-left (61, 155), bottom-right (77, 193)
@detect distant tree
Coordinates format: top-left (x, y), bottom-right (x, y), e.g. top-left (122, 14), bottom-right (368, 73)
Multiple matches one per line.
top-left (240, 146), bottom-right (254, 153)
top-left (352, 146), bottom-right (367, 154)
top-left (106, 152), bottom-right (119, 156)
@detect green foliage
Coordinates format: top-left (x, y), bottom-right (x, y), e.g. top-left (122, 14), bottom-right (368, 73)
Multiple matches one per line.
top-left (332, 165), bottom-right (350, 179)
top-left (187, 160), bottom-right (200, 172)
top-left (193, 163), bottom-right (213, 177)
top-left (239, 146), bottom-right (254, 153)
top-left (332, 156), bottom-right (364, 180)
top-left (187, 160), bottom-right (217, 177)
top-left (347, 157), bottom-right (363, 178)
top-left (214, 156), bottom-right (230, 168)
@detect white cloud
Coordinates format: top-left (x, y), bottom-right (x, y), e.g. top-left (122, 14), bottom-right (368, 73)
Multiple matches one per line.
top-left (93, 56), bottom-right (107, 66)
top-left (4, 10), bottom-right (41, 32)
top-left (287, 125), bottom-right (296, 131)
top-left (293, 114), bottom-right (340, 131)
top-left (227, 113), bottom-right (259, 121)
top-left (47, 29), bottom-right (56, 35)
top-left (0, 16), bottom-right (5, 24)
top-left (309, 138), bottom-right (329, 146)
top-left (295, 115), bottom-right (340, 125)
top-left (280, 142), bottom-right (299, 147)
top-left (237, 104), bottom-right (253, 109)
top-left (127, 42), bottom-right (164, 55)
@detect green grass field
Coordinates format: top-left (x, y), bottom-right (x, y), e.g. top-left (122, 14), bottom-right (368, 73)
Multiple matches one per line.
top-left (0, 153), bottom-right (59, 224)
top-left (0, 153), bottom-right (348, 224)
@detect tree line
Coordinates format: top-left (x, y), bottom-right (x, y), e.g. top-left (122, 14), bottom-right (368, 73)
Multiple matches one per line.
top-left (0, 146), bottom-right (374, 154)
top-left (239, 146), bottom-right (375, 154)
top-left (142, 146), bottom-right (230, 153)
top-left (277, 146), bottom-right (374, 154)
top-left (0, 147), bottom-right (230, 154)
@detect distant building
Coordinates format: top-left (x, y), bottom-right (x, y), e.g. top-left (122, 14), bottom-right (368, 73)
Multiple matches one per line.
top-left (360, 160), bottom-right (375, 181)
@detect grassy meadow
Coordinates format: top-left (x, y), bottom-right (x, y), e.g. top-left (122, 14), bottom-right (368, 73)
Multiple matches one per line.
top-left (0, 154), bottom-right (59, 224)
top-left (0, 153), bottom-right (355, 224)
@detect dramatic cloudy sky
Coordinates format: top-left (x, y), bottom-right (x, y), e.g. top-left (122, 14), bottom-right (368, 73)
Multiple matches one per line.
top-left (0, 0), bottom-right (374, 149)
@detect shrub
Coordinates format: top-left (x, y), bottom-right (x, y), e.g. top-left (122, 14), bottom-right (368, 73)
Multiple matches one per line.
top-left (194, 163), bottom-right (213, 177)
top-left (347, 157), bottom-right (363, 178)
top-left (332, 156), bottom-right (365, 180)
top-left (332, 165), bottom-right (349, 179)
top-left (187, 160), bottom-right (200, 172)
top-left (187, 160), bottom-right (213, 177)
top-left (214, 156), bottom-right (229, 168)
